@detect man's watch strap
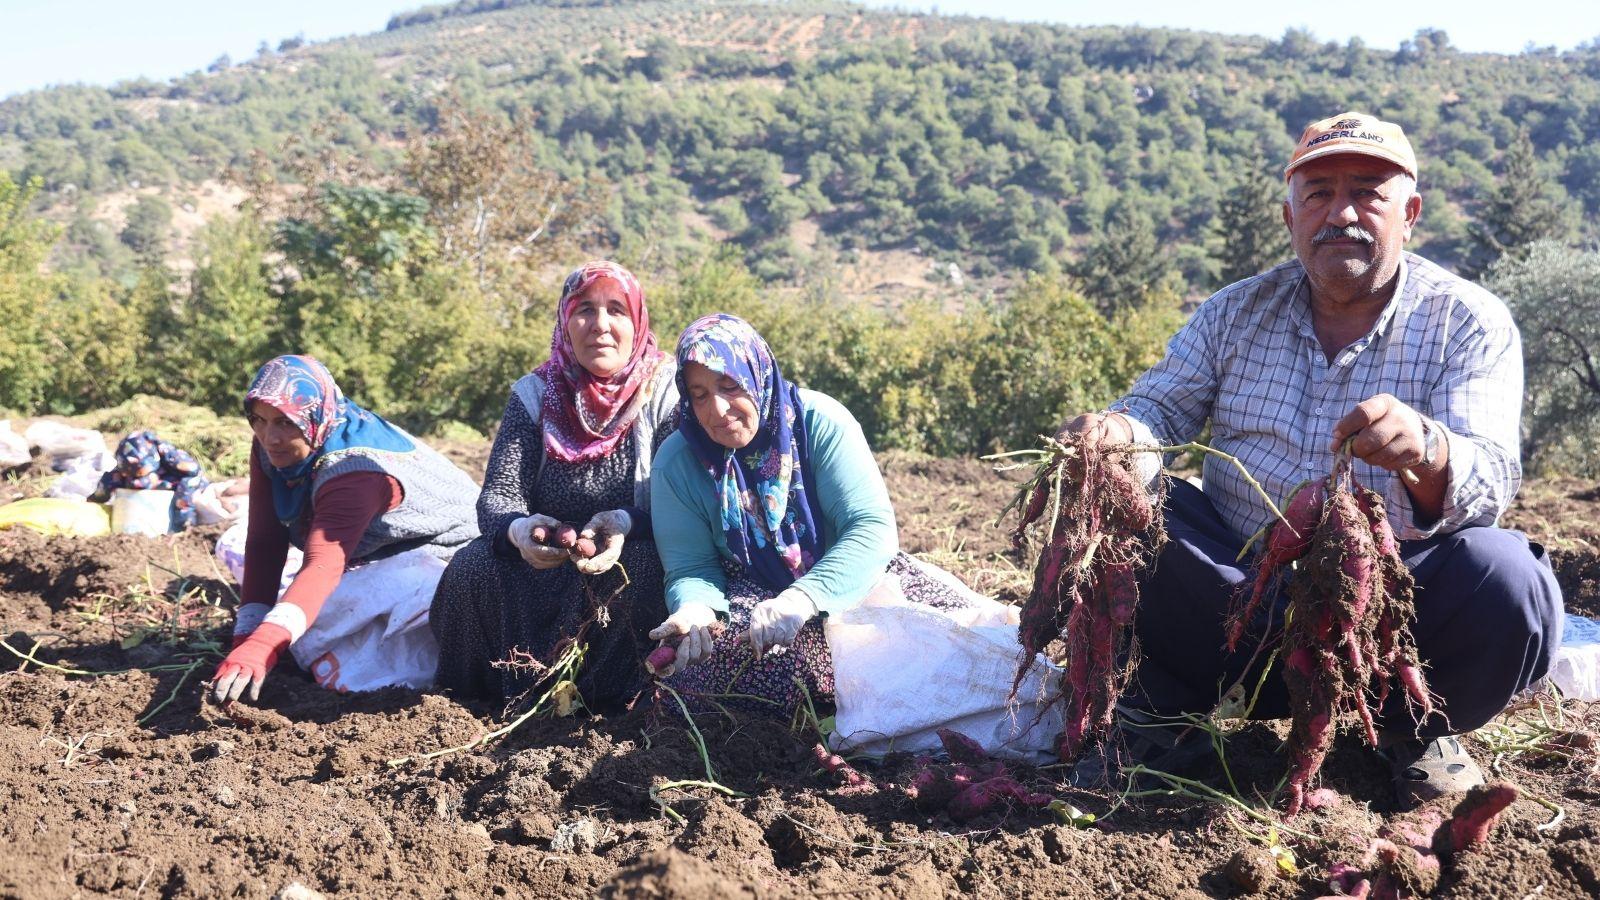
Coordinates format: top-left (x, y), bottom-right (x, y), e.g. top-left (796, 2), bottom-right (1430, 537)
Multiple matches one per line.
top-left (1419, 416), bottom-right (1441, 466)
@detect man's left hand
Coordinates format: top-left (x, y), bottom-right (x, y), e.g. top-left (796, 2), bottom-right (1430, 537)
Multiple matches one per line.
top-left (1330, 394), bottom-right (1429, 473)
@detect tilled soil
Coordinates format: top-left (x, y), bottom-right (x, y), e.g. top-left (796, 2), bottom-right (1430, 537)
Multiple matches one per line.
top-left (0, 455), bottom-right (1596, 899)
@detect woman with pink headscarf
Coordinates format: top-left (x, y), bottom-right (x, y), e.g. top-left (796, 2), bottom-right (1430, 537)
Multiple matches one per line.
top-left (430, 261), bottom-right (679, 707)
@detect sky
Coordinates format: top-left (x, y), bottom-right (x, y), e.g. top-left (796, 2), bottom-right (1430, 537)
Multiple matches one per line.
top-left (2, 0), bottom-right (1597, 100)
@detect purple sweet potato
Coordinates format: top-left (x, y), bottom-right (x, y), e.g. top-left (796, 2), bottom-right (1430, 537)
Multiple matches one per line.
top-left (1228, 480), bottom-right (1325, 651)
top-left (936, 728), bottom-right (990, 767)
top-left (946, 776), bottom-right (1052, 821)
top-left (1277, 457), bottom-right (1432, 816)
top-left (1007, 434), bottom-right (1166, 764)
top-left (644, 645), bottom-right (677, 676)
top-left (553, 524), bottom-right (579, 549)
top-left (1431, 782), bottom-right (1520, 856)
top-left (811, 743), bottom-right (869, 788)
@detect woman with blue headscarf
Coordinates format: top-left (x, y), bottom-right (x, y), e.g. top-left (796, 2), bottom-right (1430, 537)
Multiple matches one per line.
top-left (648, 314), bottom-right (976, 713)
top-left (212, 355), bottom-right (480, 704)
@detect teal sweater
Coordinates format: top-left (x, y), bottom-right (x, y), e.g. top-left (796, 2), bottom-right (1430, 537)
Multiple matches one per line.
top-left (651, 389), bottom-right (897, 616)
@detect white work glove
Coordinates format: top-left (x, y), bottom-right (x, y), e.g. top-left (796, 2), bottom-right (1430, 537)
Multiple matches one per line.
top-left (573, 509), bottom-right (631, 575)
top-left (231, 602), bottom-right (271, 647)
top-left (646, 603), bottom-right (721, 677)
top-left (744, 586), bottom-right (818, 658)
top-left (507, 513), bottom-right (569, 570)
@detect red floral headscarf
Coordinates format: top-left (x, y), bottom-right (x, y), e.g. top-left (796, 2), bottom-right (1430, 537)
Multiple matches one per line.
top-left (533, 261), bottom-right (667, 463)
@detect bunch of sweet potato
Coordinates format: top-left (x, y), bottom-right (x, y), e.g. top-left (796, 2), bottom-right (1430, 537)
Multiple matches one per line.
top-left (1009, 435), bottom-right (1164, 762)
top-left (1232, 460), bottom-right (1433, 816)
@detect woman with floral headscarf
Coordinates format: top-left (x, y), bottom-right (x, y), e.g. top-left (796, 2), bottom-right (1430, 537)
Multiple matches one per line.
top-left (430, 260), bottom-right (679, 707)
top-left (88, 430), bottom-right (209, 530)
top-left (211, 355), bottom-right (481, 704)
top-left (648, 314), bottom-right (977, 714)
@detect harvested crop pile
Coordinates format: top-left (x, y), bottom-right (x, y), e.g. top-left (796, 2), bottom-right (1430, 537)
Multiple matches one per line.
top-left (1324, 782), bottom-right (1520, 897)
top-left (1003, 434), bottom-right (1164, 762)
top-left (1237, 450), bottom-right (1433, 816)
top-left (903, 729), bottom-right (1053, 821)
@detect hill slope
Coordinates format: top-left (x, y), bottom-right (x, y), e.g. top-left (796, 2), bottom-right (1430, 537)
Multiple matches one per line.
top-left (2, 0), bottom-right (1596, 289)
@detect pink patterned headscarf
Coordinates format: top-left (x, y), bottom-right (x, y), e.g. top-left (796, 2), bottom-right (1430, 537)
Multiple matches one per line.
top-left (534, 261), bottom-right (667, 463)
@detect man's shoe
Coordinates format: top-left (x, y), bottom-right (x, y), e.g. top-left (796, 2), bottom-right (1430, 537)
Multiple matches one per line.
top-left (1068, 705), bottom-right (1213, 789)
top-left (1380, 734), bottom-right (1485, 808)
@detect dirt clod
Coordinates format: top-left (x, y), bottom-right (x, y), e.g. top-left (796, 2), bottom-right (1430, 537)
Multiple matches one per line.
top-left (1224, 846), bottom-right (1276, 894)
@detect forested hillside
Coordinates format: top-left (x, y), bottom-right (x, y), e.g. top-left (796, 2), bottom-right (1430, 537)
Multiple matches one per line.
top-left (4, 0), bottom-right (1596, 283)
top-left (3, 0), bottom-right (1598, 470)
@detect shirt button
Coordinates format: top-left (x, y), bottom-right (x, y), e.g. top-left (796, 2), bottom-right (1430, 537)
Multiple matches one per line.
top-left (1314, 407), bottom-right (1324, 415)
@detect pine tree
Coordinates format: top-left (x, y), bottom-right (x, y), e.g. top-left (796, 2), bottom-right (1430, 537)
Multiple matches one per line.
top-left (1072, 205), bottom-right (1171, 312)
top-left (1465, 130), bottom-right (1577, 278)
top-left (1210, 158), bottom-right (1291, 287)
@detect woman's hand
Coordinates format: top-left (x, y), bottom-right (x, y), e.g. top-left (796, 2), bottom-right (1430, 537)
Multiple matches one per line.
top-left (744, 587), bottom-right (817, 658)
top-left (573, 509), bottom-right (631, 575)
top-left (646, 603), bottom-right (720, 676)
top-left (508, 514), bottom-right (569, 570)
top-left (230, 602), bottom-right (271, 648)
top-left (211, 625), bottom-right (288, 704)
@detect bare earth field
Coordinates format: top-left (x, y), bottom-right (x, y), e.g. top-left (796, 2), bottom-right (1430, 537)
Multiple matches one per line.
top-left (1, 448), bottom-right (1597, 899)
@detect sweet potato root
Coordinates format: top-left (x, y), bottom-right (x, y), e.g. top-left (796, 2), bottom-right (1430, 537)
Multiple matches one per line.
top-left (904, 730), bottom-right (1053, 821)
top-left (811, 743), bottom-right (870, 789)
top-left (553, 524), bottom-right (579, 549)
top-left (1431, 782), bottom-right (1519, 856)
top-left (1007, 434), bottom-right (1165, 763)
top-left (644, 645), bottom-right (677, 676)
top-left (1228, 479), bottom-right (1324, 652)
top-left (1267, 456), bottom-right (1432, 816)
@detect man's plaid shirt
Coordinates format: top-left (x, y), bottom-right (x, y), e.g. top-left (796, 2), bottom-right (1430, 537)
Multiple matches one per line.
top-left (1115, 252), bottom-right (1522, 543)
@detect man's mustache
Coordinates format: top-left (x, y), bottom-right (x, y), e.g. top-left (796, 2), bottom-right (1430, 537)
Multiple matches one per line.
top-left (1312, 225), bottom-right (1375, 244)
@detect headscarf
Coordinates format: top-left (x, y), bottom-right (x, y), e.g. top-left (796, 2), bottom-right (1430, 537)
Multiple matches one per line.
top-left (244, 355), bottom-right (414, 525)
top-left (534, 260), bottom-right (668, 463)
top-left (90, 430), bottom-right (208, 528)
top-left (675, 313), bottom-right (822, 590)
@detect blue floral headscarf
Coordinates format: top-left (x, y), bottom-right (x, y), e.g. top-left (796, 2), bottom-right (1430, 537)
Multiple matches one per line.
top-left (88, 430), bottom-right (209, 529)
top-left (676, 314), bottom-right (822, 590)
top-left (244, 355), bottom-right (414, 525)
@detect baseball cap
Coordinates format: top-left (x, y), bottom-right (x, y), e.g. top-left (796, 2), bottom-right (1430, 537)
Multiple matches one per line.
top-left (1284, 111), bottom-right (1417, 181)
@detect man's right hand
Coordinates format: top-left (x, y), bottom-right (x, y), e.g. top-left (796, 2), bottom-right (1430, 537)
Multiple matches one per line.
top-left (1056, 412), bottom-right (1134, 449)
top-left (507, 514), bottom-right (569, 570)
top-left (646, 603), bottom-right (721, 677)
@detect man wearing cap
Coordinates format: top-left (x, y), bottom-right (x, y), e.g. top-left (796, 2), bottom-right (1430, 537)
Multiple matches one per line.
top-left (1058, 112), bottom-right (1564, 807)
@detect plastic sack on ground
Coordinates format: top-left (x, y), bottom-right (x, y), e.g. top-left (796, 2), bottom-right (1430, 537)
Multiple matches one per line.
top-left (215, 519), bottom-right (302, 597)
top-left (0, 421), bottom-right (29, 470)
top-left (1548, 613), bottom-right (1600, 701)
top-left (825, 567), bottom-right (1064, 764)
top-left (45, 451), bottom-right (114, 499)
top-left (191, 479), bottom-right (248, 525)
top-left (289, 548), bottom-right (446, 692)
top-left (215, 522), bottom-right (442, 692)
top-left (0, 497), bottom-right (111, 537)
top-left (22, 421), bottom-right (106, 471)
